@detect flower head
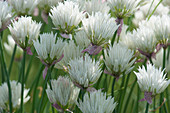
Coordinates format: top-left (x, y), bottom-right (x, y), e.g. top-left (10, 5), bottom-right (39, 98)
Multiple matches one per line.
top-left (8, 0), bottom-right (39, 15)
top-left (132, 0), bottom-right (169, 27)
top-left (77, 90), bottom-right (117, 113)
top-left (152, 48), bottom-right (170, 73)
top-left (130, 26), bottom-right (157, 58)
top-left (55, 40), bottom-right (83, 70)
top-left (46, 76), bottom-right (80, 112)
top-left (82, 12), bottom-right (118, 55)
top-left (8, 16), bottom-right (42, 52)
top-left (0, 1), bottom-right (13, 30)
top-left (83, 0), bottom-right (110, 15)
top-left (140, 15), bottom-right (170, 47)
top-left (68, 54), bottom-right (102, 88)
top-left (34, 32), bottom-right (65, 64)
top-left (50, 1), bottom-right (84, 35)
top-left (34, 32), bottom-right (65, 79)
top-left (4, 35), bottom-right (23, 60)
top-left (107, 0), bottom-right (141, 18)
top-left (0, 81), bottom-right (30, 112)
top-left (104, 43), bottom-right (136, 79)
top-left (134, 63), bottom-right (170, 104)
top-left (74, 30), bottom-right (91, 50)
top-left (82, 12), bottom-right (118, 46)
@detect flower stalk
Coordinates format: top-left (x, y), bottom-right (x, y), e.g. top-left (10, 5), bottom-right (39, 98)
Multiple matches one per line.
top-left (0, 32), bottom-right (13, 113)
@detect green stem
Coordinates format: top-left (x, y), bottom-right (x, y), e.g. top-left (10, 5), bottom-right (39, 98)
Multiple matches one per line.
top-left (165, 89), bottom-right (170, 112)
top-left (145, 103), bottom-right (149, 113)
top-left (146, 0), bottom-right (155, 17)
top-left (20, 50), bottom-right (26, 113)
top-left (18, 63), bottom-right (22, 82)
top-left (149, 58), bottom-right (153, 65)
top-left (31, 65), bottom-right (44, 113)
top-left (159, 48), bottom-right (166, 113)
top-left (96, 50), bottom-right (105, 89)
top-left (0, 57), bottom-right (5, 83)
top-left (8, 44), bottom-right (17, 76)
top-left (117, 74), bottom-right (125, 112)
top-left (162, 48), bottom-right (166, 70)
top-left (0, 32), bottom-right (5, 83)
top-left (25, 50), bottom-right (36, 83)
top-left (123, 79), bottom-right (137, 113)
top-left (111, 30), bottom-right (117, 46)
top-left (153, 97), bottom-right (155, 113)
top-left (103, 75), bottom-right (108, 92)
top-left (111, 78), bottom-right (116, 97)
top-left (0, 33), bottom-right (13, 113)
top-left (148, 0), bottom-right (162, 20)
top-left (134, 85), bottom-right (141, 113)
top-left (37, 66), bottom-right (54, 113)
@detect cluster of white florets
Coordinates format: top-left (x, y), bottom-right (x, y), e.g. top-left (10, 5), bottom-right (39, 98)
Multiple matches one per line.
top-left (0, 0), bottom-right (170, 112)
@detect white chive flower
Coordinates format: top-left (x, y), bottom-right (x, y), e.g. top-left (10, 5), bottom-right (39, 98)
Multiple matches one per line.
top-left (147, 15), bottom-right (170, 47)
top-left (4, 35), bottom-right (23, 60)
top-left (77, 90), bottom-right (117, 113)
top-left (8, 0), bottom-right (39, 15)
top-left (0, 81), bottom-right (30, 111)
top-left (120, 31), bottom-right (136, 50)
top-left (0, 1), bottom-right (13, 30)
top-left (46, 76), bottom-right (80, 112)
top-left (132, 0), bottom-right (169, 27)
top-left (119, 25), bottom-right (136, 50)
top-left (84, 0), bottom-right (110, 15)
top-left (68, 54), bottom-right (102, 88)
top-left (50, 1), bottom-right (85, 34)
top-left (152, 48), bottom-right (170, 73)
top-left (8, 16), bottom-right (42, 50)
top-left (55, 40), bottom-right (83, 70)
top-left (69, 0), bottom-right (85, 11)
top-left (131, 26), bottom-right (157, 58)
top-left (38, 0), bottom-right (63, 12)
top-left (107, 0), bottom-right (141, 18)
top-left (33, 32), bottom-right (65, 65)
top-left (134, 63), bottom-right (170, 104)
top-left (74, 30), bottom-right (91, 50)
top-left (82, 12), bottom-right (118, 46)
top-left (104, 43), bottom-right (136, 78)
top-left (139, 15), bottom-right (170, 47)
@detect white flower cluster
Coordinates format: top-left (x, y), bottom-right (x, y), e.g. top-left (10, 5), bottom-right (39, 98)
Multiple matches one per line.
top-left (152, 48), bottom-right (170, 73)
top-left (50, 0), bottom-right (84, 33)
top-left (8, 0), bottom-right (39, 15)
top-left (133, 0), bottom-right (169, 27)
top-left (139, 15), bottom-right (170, 45)
top-left (46, 76), bottom-right (80, 111)
top-left (8, 16), bottom-right (42, 49)
top-left (4, 35), bottom-right (23, 59)
top-left (104, 43), bottom-right (136, 78)
top-left (55, 40), bottom-right (83, 70)
top-left (77, 90), bottom-right (117, 113)
top-left (132, 26), bottom-right (157, 54)
top-left (134, 63), bottom-right (170, 95)
top-left (0, 1), bottom-right (13, 29)
top-left (82, 12), bottom-right (118, 46)
top-left (0, 81), bottom-right (30, 111)
top-left (68, 54), bottom-right (102, 88)
top-left (83, 0), bottom-right (110, 15)
top-left (107, 0), bottom-right (141, 18)
top-left (33, 32), bottom-right (65, 64)
top-left (74, 30), bottom-right (91, 50)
